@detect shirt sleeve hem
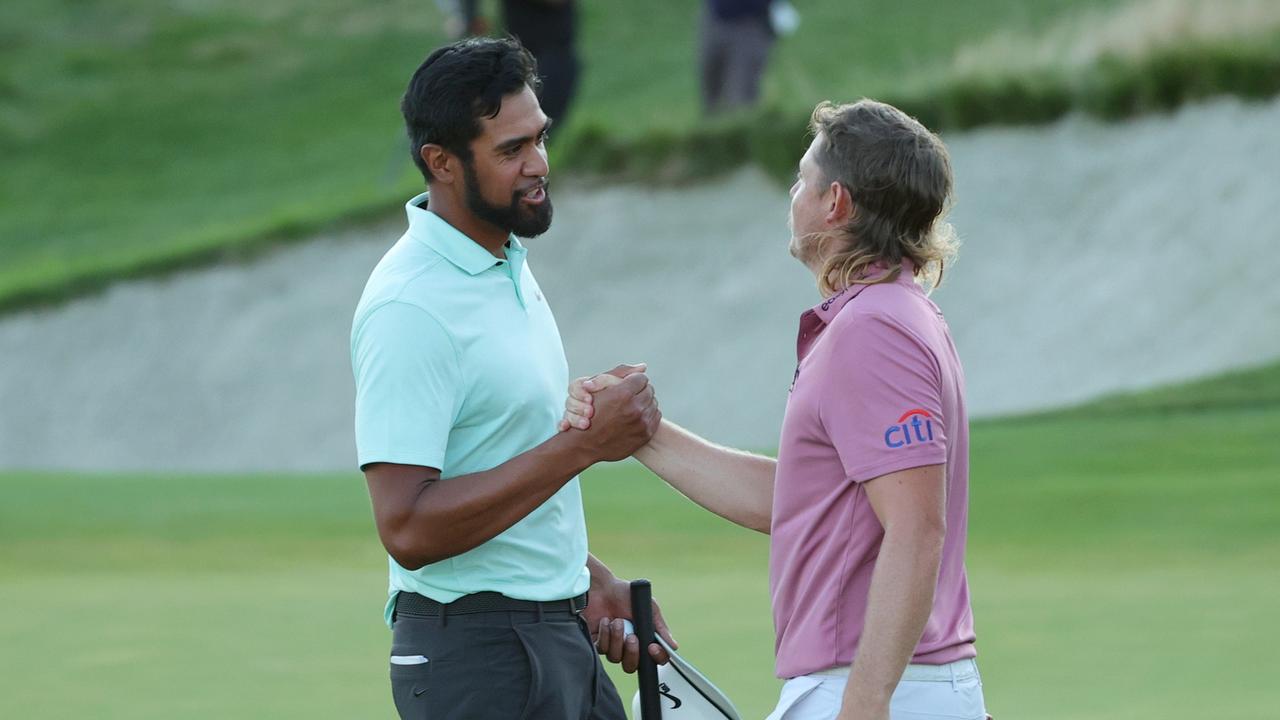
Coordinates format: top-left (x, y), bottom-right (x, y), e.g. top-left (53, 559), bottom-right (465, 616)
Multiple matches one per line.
top-left (357, 449), bottom-right (445, 471)
top-left (845, 452), bottom-right (946, 484)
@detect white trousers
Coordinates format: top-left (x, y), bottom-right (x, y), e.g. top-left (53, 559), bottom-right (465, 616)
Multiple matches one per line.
top-left (766, 658), bottom-right (987, 720)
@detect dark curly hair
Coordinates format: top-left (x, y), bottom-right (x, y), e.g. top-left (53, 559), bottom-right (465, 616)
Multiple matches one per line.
top-left (401, 37), bottom-right (542, 183)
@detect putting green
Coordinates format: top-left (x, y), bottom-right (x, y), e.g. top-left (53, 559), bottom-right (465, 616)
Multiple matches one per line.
top-left (2, 372), bottom-right (1277, 718)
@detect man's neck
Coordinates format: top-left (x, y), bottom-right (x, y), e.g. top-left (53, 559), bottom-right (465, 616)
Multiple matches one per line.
top-left (422, 191), bottom-right (509, 259)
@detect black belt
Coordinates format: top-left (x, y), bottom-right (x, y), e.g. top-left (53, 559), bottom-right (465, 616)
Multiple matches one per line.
top-left (395, 591), bottom-right (588, 618)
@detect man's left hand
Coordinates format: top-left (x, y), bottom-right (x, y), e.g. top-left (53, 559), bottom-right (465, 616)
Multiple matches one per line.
top-left (584, 573), bottom-right (677, 673)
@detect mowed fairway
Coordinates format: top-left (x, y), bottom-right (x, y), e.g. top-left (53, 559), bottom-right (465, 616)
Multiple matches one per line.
top-left (2, 371), bottom-right (1277, 718)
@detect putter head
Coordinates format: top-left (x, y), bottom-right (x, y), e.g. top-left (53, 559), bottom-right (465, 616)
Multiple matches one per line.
top-left (631, 636), bottom-right (742, 720)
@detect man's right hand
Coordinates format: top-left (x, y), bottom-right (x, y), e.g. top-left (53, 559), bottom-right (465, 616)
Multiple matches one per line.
top-left (567, 364), bottom-right (658, 462)
top-left (559, 364), bottom-right (646, 433)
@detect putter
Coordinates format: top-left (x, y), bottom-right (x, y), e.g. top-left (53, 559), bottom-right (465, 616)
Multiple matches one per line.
top-left (627, 581), bottom-right (743, 720)
top-left (631, 579), bottom-right (662, 719)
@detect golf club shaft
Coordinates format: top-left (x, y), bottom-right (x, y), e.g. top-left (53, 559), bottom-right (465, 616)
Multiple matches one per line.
top-left (631, 579), bottom-right (662, 719)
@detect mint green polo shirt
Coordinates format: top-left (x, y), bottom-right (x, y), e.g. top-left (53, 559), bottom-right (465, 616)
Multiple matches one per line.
top-left (351, 192), bottom-right (589, 626)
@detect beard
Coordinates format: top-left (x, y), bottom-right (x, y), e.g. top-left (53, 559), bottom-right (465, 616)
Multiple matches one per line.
top-left (462, 160), bottom-right (553, 239)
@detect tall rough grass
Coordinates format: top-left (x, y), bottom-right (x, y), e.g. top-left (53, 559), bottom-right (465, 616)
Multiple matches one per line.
top-left (569, 0), bottom-right (1280, 183)
top-left (952, 0), bottom-right (1280, 73)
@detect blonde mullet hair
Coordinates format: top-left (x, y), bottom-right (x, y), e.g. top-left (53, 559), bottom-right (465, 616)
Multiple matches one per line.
top-left (808, 100), bottom-right (959, 297)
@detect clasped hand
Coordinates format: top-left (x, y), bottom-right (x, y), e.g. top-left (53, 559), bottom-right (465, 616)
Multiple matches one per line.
top-left (558, 363), bottom-right (651, 436)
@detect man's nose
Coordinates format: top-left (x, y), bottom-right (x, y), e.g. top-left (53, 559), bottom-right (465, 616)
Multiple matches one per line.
top-left (525, 146), bottom-right (549, 177)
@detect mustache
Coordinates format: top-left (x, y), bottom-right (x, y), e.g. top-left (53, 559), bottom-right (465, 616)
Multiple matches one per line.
top-left (516, 179), bottom-right (548, 194)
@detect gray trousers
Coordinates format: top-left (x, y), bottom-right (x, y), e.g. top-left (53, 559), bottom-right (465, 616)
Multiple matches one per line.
top-left (699, 7), bottom-right (775, 115)
top-left (389, 601), bottom-right (627, 719)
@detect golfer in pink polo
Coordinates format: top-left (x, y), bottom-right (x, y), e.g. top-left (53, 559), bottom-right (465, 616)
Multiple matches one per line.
top-left (564, 99), bottom-right (987, 720)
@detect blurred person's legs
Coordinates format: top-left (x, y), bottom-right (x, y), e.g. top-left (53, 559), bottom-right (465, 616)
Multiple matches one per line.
top-left (720, 14), bottom-right (771, 111)
top-left (530, 44), bottom-right (580, 124)
top-left (503, 0), bottom-right (580, 124)
top-left (765, 659), bottom-right (988, 720)
top-left (699, 6), bottom-right (772, 115)
top-left (698, 5), bottom-right (730, 114)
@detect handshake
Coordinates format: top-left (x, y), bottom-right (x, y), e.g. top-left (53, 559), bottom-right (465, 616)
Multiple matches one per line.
top-left (556, 363), bottom-right (660, 463)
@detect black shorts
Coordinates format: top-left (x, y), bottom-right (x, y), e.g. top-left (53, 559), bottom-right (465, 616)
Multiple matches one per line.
top-left (388, 594), bottom-right (627, 720)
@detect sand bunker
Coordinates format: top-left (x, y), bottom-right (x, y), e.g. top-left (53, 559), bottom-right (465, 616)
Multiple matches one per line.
top-left (2, 96), bottom-right (1277, 472)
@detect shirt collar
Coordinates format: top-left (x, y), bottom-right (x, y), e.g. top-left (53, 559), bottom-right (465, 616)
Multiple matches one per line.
top-left (404, 192), bottom-right (521, 276)
top-left (811, 258), bottom-right (917, 325)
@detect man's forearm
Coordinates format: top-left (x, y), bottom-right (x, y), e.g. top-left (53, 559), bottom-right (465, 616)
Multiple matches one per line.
top-left (840, 525), bottom-right (945, 717)
top-left (383, 432), bottom-right (595, 569)
top-left (586, 553), bottom-right (615, 591)
top-left (634, 420), bottom-right (774, 533)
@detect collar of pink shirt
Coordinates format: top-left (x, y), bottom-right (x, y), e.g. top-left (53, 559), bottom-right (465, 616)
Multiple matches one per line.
top-left (797, 258), bottom-right (917, 359)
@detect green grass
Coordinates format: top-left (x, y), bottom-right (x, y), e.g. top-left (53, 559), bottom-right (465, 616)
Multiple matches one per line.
top-left (1030, 358), bottom-right (1280, 418)
top-left (2, 362), bottom-right (1279, 718)
top-left (16, 0), bottom-right (1258, 313)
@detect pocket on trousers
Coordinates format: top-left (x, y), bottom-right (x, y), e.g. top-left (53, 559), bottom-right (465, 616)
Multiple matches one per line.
top-left (455, 624), bottom-right (536, 719)
top-left (390, 658), bottom-right (433, 719)
top-left (890, 677), bottom-right (986, 720)
top-left (509, 623), bottom-right (550, 720)
top-left (765, 675), bottom-right (825, 720)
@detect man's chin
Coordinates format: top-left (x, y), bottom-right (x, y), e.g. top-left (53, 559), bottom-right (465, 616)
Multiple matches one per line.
top-left (513, 227), bottom-right (549, 239)
top-left (512, 204), bottom-right (553, 238)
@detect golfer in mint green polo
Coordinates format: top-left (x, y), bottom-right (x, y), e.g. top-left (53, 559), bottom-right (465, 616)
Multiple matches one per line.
top-left (353, 195), bottom-right (585, 617)
top-left (351, 38), bottom-right (671, 720)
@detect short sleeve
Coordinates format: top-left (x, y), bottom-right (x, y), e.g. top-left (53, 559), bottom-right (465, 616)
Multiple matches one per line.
top-left (819, 312), bottom-right (948, 483)
top-left (352, 301), bottom-right (462, 470)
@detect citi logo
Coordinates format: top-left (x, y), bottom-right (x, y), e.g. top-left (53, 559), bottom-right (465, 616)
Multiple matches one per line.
top-left (884, 409), bottom-right (935, 448)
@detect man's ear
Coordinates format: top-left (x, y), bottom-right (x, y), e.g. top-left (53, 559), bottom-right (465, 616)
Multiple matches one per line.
top-left (421, 144), bottom-right (455, 184)
top-left (825, 180), bottom-right (855, 226)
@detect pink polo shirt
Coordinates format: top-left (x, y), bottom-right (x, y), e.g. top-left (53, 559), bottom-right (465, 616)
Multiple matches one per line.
top-left (770, 262), bottom-right (976, 679)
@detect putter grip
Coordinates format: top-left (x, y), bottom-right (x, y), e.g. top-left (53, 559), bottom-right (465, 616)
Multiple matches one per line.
top-left (631, 579), bottom-right (662, 720)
